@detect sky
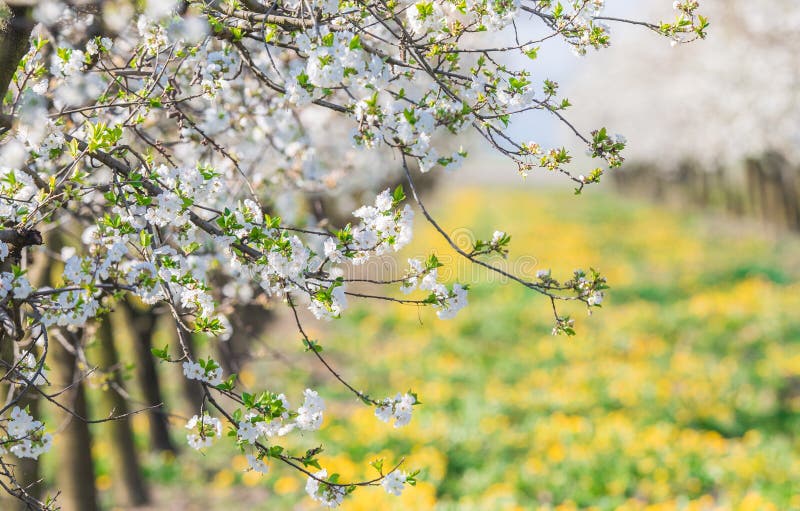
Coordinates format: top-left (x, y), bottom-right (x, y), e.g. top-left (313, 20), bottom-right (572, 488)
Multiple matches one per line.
top-left (463, 0), bottom-right (650, 183)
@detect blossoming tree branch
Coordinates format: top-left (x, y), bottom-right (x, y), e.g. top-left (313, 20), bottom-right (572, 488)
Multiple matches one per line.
top-left (0, 0), bottom-right (706, 508)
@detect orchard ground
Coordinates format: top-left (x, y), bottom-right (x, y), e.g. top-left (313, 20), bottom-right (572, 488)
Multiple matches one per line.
top-left (75, 184), bottom-right (800, 510)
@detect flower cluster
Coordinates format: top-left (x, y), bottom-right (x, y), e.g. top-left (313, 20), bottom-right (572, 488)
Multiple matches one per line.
top-left (225, 389), bottom-right (325, 454)
top-left (401, 257), bottom-right (469, 320)
top-left (324, 187), bottom-right (415, 266)
top-left (296, 389), bottom-right (326, 431)
top-left (0, 270), bottom-right (32, 301)
top-left (185, 414), bottom-right (223, 450)
top-left (305, 469), bottom-right (347, 508)
top-left (182, 358), bottom-right (224, 387)
top-left (16, 353), bottom-right (48, 386)
top-left (235, 394), bottom-right (295, 445)
top-left (375, 393), bottom-right (418, 428)
top-left (0, 407), bottom-right (53, 460)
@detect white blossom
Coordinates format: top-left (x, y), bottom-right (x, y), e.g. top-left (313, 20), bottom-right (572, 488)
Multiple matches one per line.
top-left (375, 393), bottom-right (416, 428)
top-left (238, 419), bottom-right (261, 445)
top-left (182, 360), bottom-right (223, 386)
top-left (186, 414), bottom-right (222, 450)
top-left (246, 454), bottom-right (269, 474)
top-left (296, 388), bottom-right (325, 431)
top-left (305, 469), bottom-right (346, 508)
top-left (381, 470), bottom-right (407, 496)
top-left (3, 407), bottom-right (53, 460)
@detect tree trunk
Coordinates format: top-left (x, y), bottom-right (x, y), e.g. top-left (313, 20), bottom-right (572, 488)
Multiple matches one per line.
top-left (0, 3), bottom-right (34, 124)
top-left (11, 395), bottom-right (41, 510)
top-left (218, 303), bottom-right (271, 375)
top-left (123, 302), bottom-right (176, 453)
top-left (95, 317), bottom-right (151, 506)
top-left (50, 329), bottom-right (100, 511)
top-left (6, 243), bottom-right (53, 510)
top-left (0, 393), bottom-right (43, 510)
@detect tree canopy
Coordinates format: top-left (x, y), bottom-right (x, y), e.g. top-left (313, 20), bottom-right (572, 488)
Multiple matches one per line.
top-left (0, 1), bottom-right (706, 508)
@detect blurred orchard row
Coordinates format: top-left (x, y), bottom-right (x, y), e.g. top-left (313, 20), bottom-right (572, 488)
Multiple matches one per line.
top-left (570, 1), bottom-right (800, 234)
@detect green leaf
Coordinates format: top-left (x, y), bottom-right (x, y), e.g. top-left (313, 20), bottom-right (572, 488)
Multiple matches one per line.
top-left (216, 374), bottom-right (237, 392)
top-left (139, 230), bottom-right (152, 248)
top-left (151, 345), bottom-right (169, 361)
top-left (392, 185), bottom-right (406, 205)
top-left (303, 339), bottom-right (323, 353)
top-left (370, 458), bottom-right (384, 474)
top-left (425, 253), bottom-right (443, 270)
top-left (524, 46), bottom-right (539, 60)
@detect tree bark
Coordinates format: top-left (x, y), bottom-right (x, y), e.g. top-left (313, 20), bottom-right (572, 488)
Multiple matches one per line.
top-left (218, 303), bottom-right (271, 375)
top-left (95, 317), bottom-right (151, 506)
top-left (0, 3), bottom-right (34, 113)
top-left (0, 0), bottom-right (39, 420)
top-left (50, 329), bottom-right (100, 511)
top-left (10, 395), bottom-right (40, 510)
top-left (0, 394), bottom-right (43, 511)
top-left (6, 238), bottom-right (53, 510)
top-left (123, 302), bottom-right (176, 453)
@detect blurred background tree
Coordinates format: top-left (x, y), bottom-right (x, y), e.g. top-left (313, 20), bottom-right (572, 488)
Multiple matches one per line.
top-left (567, 0), bottom-right (800, 231)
